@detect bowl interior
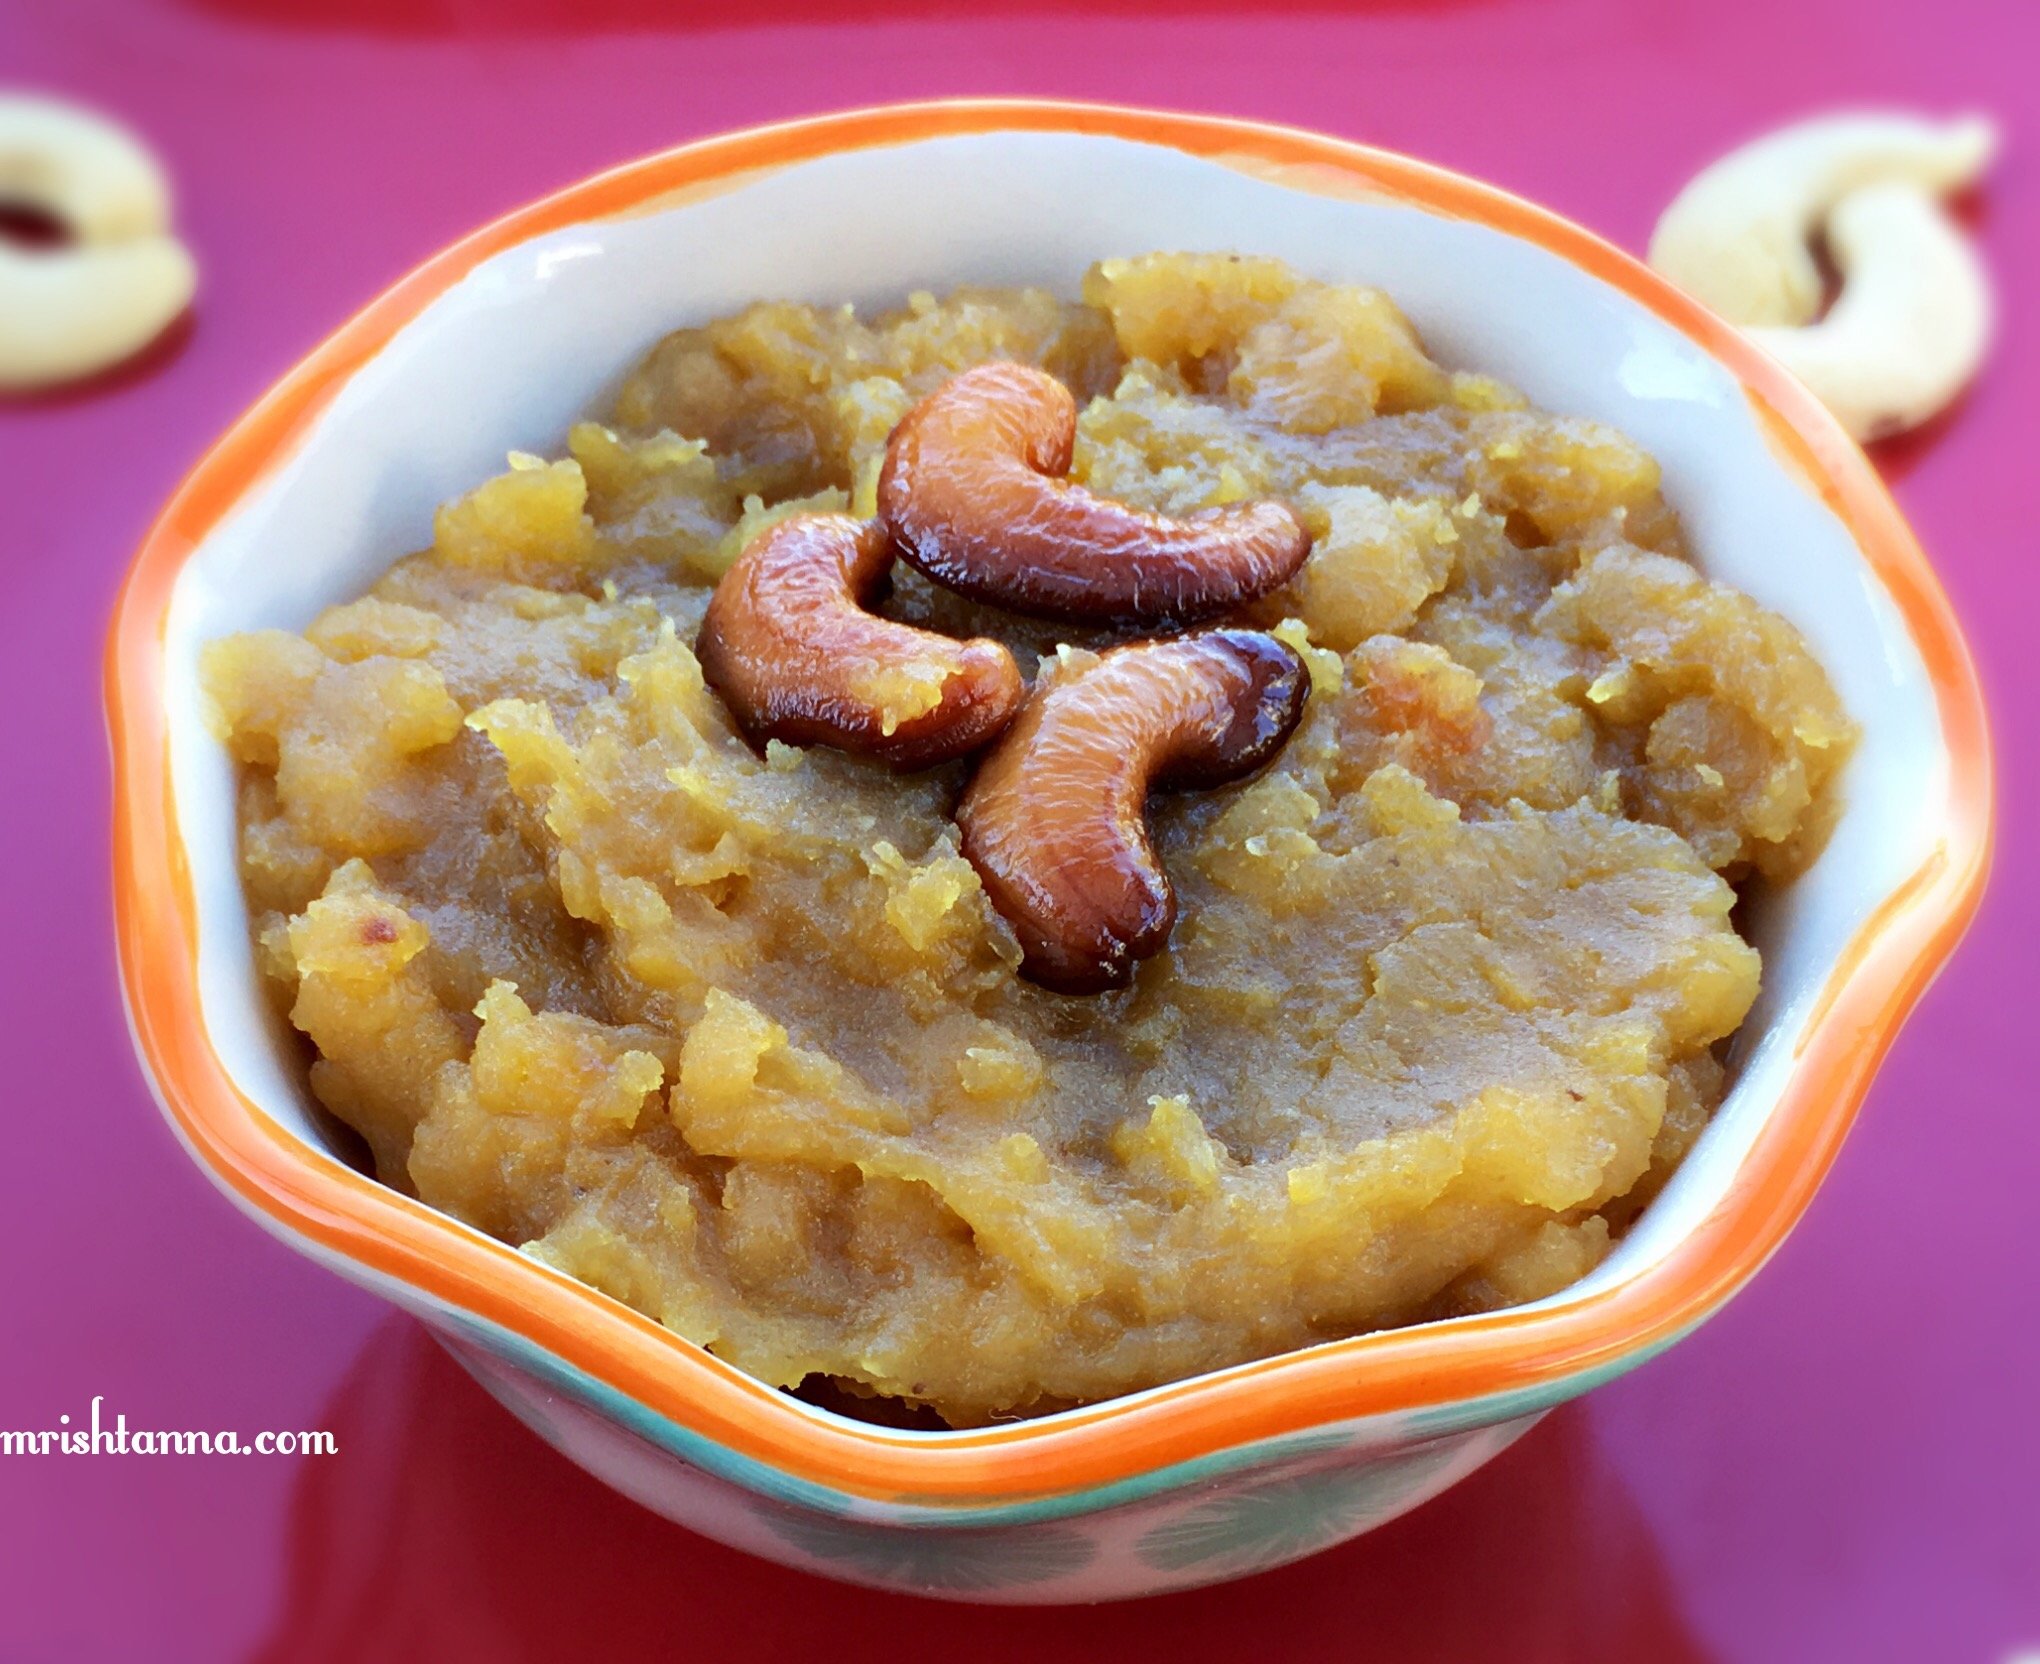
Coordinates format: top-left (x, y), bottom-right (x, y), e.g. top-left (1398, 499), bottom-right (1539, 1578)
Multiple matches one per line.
top-left (160, 128), bottom-right (1946, 1386)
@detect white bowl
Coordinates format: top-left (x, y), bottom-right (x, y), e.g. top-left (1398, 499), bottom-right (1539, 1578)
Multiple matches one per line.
top-left (109, 102), bottom-right (1991, 1602)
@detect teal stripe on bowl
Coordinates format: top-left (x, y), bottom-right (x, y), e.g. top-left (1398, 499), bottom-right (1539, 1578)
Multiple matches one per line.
top-left (452, 1311), bottom-right (1693, 1526)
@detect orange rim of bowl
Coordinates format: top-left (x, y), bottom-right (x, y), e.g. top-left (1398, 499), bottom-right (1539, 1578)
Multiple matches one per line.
top-left (106, 99), bottom-right (1994, 1506)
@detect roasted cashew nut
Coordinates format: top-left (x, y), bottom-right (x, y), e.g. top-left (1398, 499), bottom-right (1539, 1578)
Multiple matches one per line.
top-left (877, 361), bottom-right (1312, 626)
top-left (1648, 111), bottom-right (1995, 327)
top-left (0, 94), bottom-right (196, 391)
top-left (1746, 181), bottom-right (1993, 442)
top-left (697, 512), bottom-right (1024, 770)
top-left (958, 629), bottom-right (1308, 993)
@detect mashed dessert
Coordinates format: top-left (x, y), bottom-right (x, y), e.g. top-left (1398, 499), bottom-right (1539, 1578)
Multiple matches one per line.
top-left (203, 253), bottom-right (1855, 1425)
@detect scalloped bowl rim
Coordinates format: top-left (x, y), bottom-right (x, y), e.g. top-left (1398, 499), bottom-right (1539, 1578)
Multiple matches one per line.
top-left (107, 99), bottom-right (1991, 1510)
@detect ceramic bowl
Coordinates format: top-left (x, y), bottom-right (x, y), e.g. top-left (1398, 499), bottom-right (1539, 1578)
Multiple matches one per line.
top-left (108, 101), bottom-right (1991, 1603)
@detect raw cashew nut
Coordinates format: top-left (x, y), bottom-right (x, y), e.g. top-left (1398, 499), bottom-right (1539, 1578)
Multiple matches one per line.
top-left (1648, 111), bottom-right (1995, 327)
top-left (877, 361), bottom-right (1312, 626)
top-left (957, 629), bottom-right (1308, 993)
top-left (1747, 181), bottom-right (1993, 442)
top-left (0, 93), bottom-right (196, 391)
top-left (697, 512), bottom-right (1024, 770)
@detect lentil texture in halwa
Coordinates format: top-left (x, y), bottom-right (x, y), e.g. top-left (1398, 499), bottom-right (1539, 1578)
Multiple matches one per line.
top-left (204, 254), bottom-right (1855, 1425)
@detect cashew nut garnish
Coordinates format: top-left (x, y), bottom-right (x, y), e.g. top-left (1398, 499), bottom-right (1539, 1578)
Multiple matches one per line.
top-left (877, 361), bottom-right (1312, 626)
top-left (957, 630), bottom-right (1309, 993)
top-left (697, 512), bottom-right (1024, 770)
top-left (1745, 181), bottom-right (1993, 442)
top-left (1648, 111), bottom-right (1995, 327)
top-left (0, 94), bottom-right (196, 391)
top-left (1647, 111), bottom-right (1996, 440)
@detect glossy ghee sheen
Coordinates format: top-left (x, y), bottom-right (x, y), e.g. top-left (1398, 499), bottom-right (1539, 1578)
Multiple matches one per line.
top-left (202, 253), bottom-right (1855, 1425)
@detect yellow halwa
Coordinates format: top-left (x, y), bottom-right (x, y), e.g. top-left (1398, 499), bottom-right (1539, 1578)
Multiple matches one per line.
top-left (204, 253), bottom-right (1854, 1424)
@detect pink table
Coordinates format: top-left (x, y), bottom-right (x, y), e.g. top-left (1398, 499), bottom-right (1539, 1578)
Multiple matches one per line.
top-left (2, 1), bottom-right (2032, 1657)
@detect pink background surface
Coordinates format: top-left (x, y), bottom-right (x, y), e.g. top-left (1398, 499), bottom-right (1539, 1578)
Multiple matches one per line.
top-left (1, 0), bottom-right (2033, 1658)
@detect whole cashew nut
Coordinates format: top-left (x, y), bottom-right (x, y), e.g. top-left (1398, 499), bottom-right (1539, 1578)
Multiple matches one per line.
top-left (1746, 181), bottom-right (1993, 442)
top-left (697, 512), bottom-right (1024, 770)
top-left (957, 629), bottom-right (1308, 993)
top-left (877, 361), bottom-right (1312, 626)
top-left (1648, 111), bottom-right (1995, 327)
top-left (0, 93), bottom-right (196, 391)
